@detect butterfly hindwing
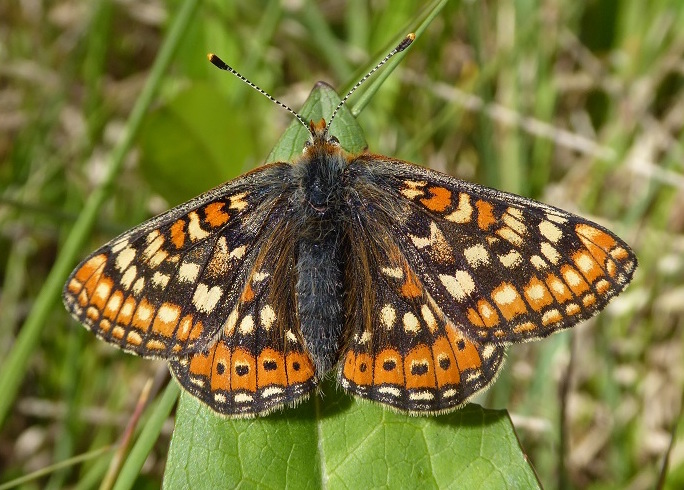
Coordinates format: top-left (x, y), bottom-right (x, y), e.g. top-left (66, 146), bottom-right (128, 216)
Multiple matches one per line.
top-left (347, 156), bottom-right (637, 347)
top-left (339, 208), bottom-right (505, 413)
top-left (169, 221), bottom-right (318, 416)
top-left (62, 163), bottom-right (291, 359)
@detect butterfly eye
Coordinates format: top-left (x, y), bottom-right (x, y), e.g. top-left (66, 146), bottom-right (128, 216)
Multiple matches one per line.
top-left (303, 140), bottom-right (313, 152)
top-left (329, 135), bottom-right (340, 145)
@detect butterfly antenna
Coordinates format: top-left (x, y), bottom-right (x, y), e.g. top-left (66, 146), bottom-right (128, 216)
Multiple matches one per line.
top-left (207, 53), bottom-right (310, 131)
top-left (325, 33), bottom-right (415, 136)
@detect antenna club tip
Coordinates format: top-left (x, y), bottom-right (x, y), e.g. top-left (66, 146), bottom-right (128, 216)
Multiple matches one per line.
top-left (207, 53), bottom-right (228, 70)
top-left (397, 33), bottom-right (416, 52)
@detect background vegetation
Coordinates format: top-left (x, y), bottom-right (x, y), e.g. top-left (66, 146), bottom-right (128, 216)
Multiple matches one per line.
top-left (0, 0), bottom-right (681, 488)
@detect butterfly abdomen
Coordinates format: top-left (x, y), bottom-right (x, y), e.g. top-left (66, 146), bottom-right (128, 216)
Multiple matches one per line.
top-left (296, 235), bottom-right (344, 377)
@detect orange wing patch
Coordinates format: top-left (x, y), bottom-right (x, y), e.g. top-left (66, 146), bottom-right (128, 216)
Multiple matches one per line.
top-left (420, 186), bottom-right (452, 212)
top-left (173, 339), bottom-right (317, 417)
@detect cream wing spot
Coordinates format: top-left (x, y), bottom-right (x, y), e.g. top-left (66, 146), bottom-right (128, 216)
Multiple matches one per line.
top-left (178, 316), bottom-right (192, 337)
top-left (381, 305), bottom-right (396, 330)
top-left (563, 268), bottom-right (582, 287)
top-left (498, 250), bottom-right (523, 268)
top-left (480, 302), bottom-right (495, 319)
top-left (507, 207), bottom-right (523, 220)
top-left (464, 244), bottom-right (490, 267)
top-left (421, 304), bottom-right (437, 332)
top-left (95, 281), bottom-right (112, 302)
top-left (142, 235), bottom-right (165, 261)
top-left (409, 222), bottom-right (453, 262)
top-left (541, 242), bottom-right (561, 265)
top-left (116, 247), bottom-right (136, 272)
top-left (229, 245), bottom-right (247, 259)
top-left (357, 330), bottom-right (372, 344)
top-left (261, 387), bottom-right (285, 398)
top-left (132, 277), bottom-right (145, 295)
top-left (530, 255), bottom-right (548, 270)
top-left (152, 271), bottom-right (170, 289)
top-left (549, 277), bottom-right (568, 295)
top-left (542, 309), bottom-right (562, 325)
top-left (192, 283), bottom-right (223, 313)
top-left (381, 267), bottom-right (404, 279)
top-left (178, 262), bottom-right (201, 283)
top-left (539, 220), bottom-right (563, 243)
top-left (442, 388), bottom-right (458, 399)
top-left (224, 309), bottom-right (238, 335)
top-left (440, 271), bottom-right (475, 301)
top-left (260, 305), bottom-right (276, 331)
top-left (444, 193), bottom-right (472, 223)
top-left (229, 192), bottom-right (249, 211)
top-left (493, 284), bottom-right (519, 306)
top-left (188, 212), bottom-right (209, 241)
top-left (400, 180), bottom-right (427, 199)
top-left (576, 253), bottom-right (596, 275)
top-left (136, 301), bottom-right (153, 322)
top-left (526, 283), bottom-right (546, 301)
top-left (482, 344), bottom-right (497, 359)
top-left (105, 292), bottom-right (123, 313)
top-left (253, 271), bottom-right (269, 282)
top-left (126, 331), bottom-right (142, 345)
top-left (566, 303), bottom-right (581, 315)
top-left (496, 226), bottom-right (524, 246)
top-left (234, 393), bottom-right (253, 403)
top-left (503, 210), bottom-right (527, 235)
top-left (403, 312), bottom-right (420, 333)
top-left (111, 239), bottom-right (130, 254)
top-left (239, 314), bottom-right (255, 335)
top-left (379, 386), bottom-right (402, 398)
top-left (546, 213), bottom-right (568, 224)
top-left (120, 299), bottom-right (134, 319)
top-left (409, 391), bottom-right (434, 401)
top-left (148, 249), bottom-right (168, 268)
top-left (145, 230), bottom-right (160, 243)
top-left (158, 303), bottom-right (181, 324)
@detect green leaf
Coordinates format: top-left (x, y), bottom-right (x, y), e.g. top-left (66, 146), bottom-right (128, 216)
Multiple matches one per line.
top-left (166, 383), bottom-right (539, 488)
top-left (164, 85), bottom-right (539, 489)
top-left (265, 81), bottom-right (368, 163)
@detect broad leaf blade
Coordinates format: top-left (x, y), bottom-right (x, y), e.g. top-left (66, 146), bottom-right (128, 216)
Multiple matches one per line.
top-left (266, 81), bottom-right (368, 163)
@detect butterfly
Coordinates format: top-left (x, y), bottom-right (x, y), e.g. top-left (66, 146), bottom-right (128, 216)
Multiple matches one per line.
top-left (62, 34), bottom-right (637, 417)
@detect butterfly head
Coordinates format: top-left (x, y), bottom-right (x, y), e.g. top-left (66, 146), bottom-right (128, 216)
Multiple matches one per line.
top-left (304, 119), bottom-right (340, 151)
top-left (303, 119), bottom-right (341, 154)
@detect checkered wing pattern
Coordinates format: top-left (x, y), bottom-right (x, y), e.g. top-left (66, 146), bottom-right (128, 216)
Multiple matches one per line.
top-left (169, 217), bottom-right (318, 416)
top-left (383, 158), bottom-right (636, 343)
top-left (63, 162), bottom-right (318, 416)
top-left (339, 155), bottom-right (637, 412)
top-left (340, 223), bottom-right (506, 413)
top-left (63, 166), bottom-right (276, 357)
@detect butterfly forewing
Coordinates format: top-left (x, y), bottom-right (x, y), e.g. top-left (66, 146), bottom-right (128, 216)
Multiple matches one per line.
top-left (348, 156), bottom-right (637, 347)
top-left (62, 163), bottom-right (292, 359)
